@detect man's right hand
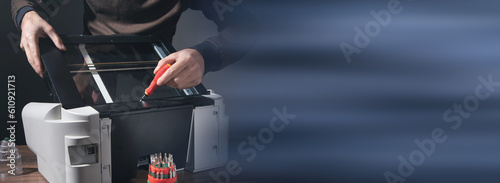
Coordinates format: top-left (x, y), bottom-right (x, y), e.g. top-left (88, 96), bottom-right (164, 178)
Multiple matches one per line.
top-left (20, 11), bottom-right (66, 77)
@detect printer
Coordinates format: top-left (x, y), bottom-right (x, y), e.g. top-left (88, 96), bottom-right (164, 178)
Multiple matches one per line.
top-left (21, 35), bottom-right (228, 182)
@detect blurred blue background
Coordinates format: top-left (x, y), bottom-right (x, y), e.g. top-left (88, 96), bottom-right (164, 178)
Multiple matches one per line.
top-left (2, 0), bottom-right (500, 182)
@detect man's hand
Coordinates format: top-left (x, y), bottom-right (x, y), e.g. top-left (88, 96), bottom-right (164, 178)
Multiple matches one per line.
top-left (20, 11), bottom-right (66, 77)
top-left (154, 49), bottom-right (205, 89)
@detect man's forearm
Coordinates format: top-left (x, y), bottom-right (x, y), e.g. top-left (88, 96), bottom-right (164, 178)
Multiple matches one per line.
top-left (189, 0), bottom-right (259, 73)
top-left (190, 41), bottom-right (222, 74)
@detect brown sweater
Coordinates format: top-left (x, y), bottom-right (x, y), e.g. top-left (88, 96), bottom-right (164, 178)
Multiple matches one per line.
top-left (11, 0), bottom-right (257, 73)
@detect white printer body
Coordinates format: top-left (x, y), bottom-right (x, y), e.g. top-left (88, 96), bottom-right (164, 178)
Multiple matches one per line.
top-left (22, 35), bottom-right (228, 183)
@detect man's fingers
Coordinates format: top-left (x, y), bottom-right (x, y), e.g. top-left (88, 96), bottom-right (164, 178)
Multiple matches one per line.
top-left (27, 37), bottom-right (43, 77)
top-left (157, 59), bottom-right (188, 86)
top-left (168, 74), bottom-right (200, 89)
top-left (24, 44), bottom-right (40, 77)
top-left (44, 25), bottom-right (66, 51)
top-left (24, 43), bottom-right (33, 68)
top-left (20, 39), bottom-right (25, 51)
top-left (167, 66), bottom-right (194, 89)
top-left (154, 54), bottom-right (177, 74)
top-left (179, 73), bottom-right (200, 89)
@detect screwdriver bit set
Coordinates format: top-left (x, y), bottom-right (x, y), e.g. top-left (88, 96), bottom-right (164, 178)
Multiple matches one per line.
top-left (148, 152), bottom-right (177, 183)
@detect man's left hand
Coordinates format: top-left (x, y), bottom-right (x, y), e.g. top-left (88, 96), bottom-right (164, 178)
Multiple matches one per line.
top-left (154, 49), bottom-right (205, 89)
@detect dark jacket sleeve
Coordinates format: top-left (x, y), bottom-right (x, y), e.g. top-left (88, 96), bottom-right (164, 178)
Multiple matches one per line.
top-left (188, 0), bottom-right (259, 73)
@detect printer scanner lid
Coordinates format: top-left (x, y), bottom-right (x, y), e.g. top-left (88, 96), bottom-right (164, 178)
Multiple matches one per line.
top-left (39, 35), bottom-right (212, 113)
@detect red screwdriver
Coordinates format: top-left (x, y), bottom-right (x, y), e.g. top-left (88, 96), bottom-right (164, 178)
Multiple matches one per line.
top-left (140, 63), bottom-right (171, 102)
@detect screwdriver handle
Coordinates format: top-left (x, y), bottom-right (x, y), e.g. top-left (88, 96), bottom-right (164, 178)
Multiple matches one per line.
top-left (145, 64), bottom-right (171, 96)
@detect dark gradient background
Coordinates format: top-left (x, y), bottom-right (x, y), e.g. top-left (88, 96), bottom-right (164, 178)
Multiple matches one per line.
top-left (2, 0), bottom-right (500, 182)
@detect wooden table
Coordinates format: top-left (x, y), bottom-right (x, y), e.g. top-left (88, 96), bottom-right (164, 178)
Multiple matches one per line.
top-left (0, 145), bottom-right (219, 183)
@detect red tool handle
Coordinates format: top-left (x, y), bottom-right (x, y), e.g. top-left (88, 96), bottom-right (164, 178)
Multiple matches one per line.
top-left (145, 64), bottom-right (171, 96)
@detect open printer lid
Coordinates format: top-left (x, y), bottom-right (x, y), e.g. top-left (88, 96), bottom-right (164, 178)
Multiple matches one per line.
top-left (39, 35), bottom-right (213, 116)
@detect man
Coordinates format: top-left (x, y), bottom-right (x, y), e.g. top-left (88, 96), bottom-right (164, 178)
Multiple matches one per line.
top-left (11, 0), bottom-right (256, 89)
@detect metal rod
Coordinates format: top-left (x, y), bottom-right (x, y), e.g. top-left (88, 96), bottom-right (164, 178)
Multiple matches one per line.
top-left (69, 66), bottom-right (156, 73)
top-left (67, 60), bottom-right (159, 66)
